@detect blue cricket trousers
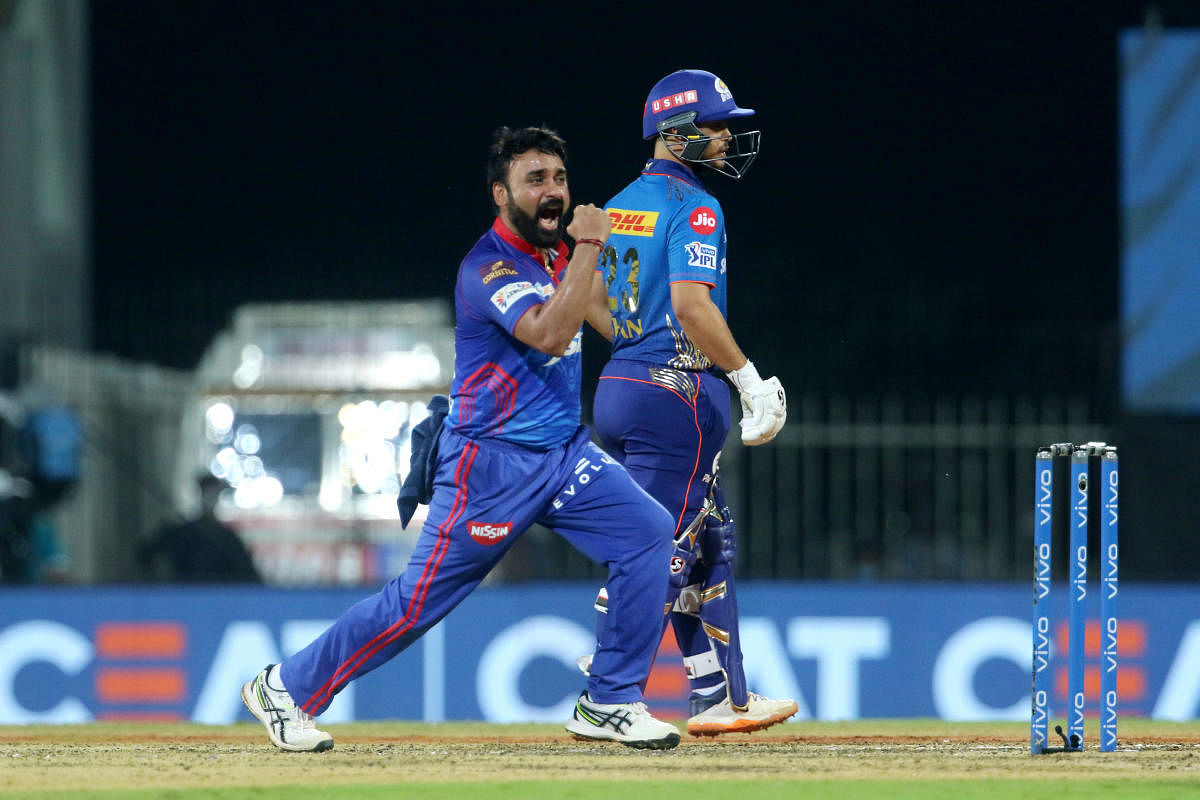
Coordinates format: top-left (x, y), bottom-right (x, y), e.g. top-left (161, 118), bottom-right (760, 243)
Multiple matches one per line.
top-left (592, 359), bottom-right (732, 534)
top-left (280, 424), bottom-right (673, 715)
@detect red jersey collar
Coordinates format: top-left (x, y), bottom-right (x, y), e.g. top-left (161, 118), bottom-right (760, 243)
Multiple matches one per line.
top-left (491, 216), bottom-right (569, 281)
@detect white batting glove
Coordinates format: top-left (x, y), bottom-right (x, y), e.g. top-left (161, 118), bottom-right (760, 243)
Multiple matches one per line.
top-left (728, 361), bottom-right (787, 446)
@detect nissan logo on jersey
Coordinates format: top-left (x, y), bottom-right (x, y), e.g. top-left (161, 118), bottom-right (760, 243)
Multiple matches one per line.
top-left (690, 207), bottom-right (717, 235)
top-left (468, 521), bottom-right (513, 545)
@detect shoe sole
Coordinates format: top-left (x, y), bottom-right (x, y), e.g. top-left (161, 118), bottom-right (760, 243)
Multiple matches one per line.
top-left (687, 703), bottom-right (799, 737)
top-left (565, 720), bottom-right (681, 750)
top-left (240, 680), bottom-right (335, 753)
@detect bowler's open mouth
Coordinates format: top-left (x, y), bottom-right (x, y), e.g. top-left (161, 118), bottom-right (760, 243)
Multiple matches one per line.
top-left (538, 203), bottom-right (562, 232)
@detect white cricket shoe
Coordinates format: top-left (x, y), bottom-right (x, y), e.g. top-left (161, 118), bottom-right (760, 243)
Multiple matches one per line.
top-left (241, 664), bottom-right (334, 752)
top-left (565, 692), bottom-right (681, 750)
top-left (686, 692), bottom-right (798, 736)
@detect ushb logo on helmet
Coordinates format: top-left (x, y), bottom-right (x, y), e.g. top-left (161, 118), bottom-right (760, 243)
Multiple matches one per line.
top-left (690, 207), bottom-right (717, 235)
top-left (468, 521), bottom-right (513, 545)
top-left (650, 89), bottom-right (699, 114)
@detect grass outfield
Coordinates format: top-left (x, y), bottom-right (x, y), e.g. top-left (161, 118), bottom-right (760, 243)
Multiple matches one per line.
top-left (1, 718), bottom-right (1198, 799)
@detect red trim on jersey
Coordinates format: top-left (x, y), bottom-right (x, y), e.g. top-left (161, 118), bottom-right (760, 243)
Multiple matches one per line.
top-left (669, 278), bottom-right (717, 289)
top-left (510, 303), bottom-right (539, 335)
top-left (301, 441), bottom-right (480, 714)
top-left (680, 385), bottom-right (705, 537)
top-left (491, 217), bottom-right (568, 283)
top-left (641, 170), bottom-right (703, 190)
top-left (599, 375), bottom-right (691, 407)
top-left (457, 362), bottom-right (518, 435)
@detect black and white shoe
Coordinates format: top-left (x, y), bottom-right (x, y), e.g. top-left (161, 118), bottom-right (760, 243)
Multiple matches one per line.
top-left (241, 664), bottom-right (334, 752)
top-left (565, 692), bottom-right (681, 750)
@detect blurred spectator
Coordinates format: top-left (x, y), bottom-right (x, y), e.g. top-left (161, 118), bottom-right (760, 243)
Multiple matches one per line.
top-left (138, 474), bottom-right (261, 583)
top-left (0, 389), bottom-right (77, 583)
top-left (27, 513), bottom-right (70, 581)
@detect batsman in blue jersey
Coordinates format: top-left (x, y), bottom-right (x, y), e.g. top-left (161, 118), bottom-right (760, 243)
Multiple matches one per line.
top-left (241, 126), bottom-right (680, 751)
top-left (586, 70), bottom-right (796, 735)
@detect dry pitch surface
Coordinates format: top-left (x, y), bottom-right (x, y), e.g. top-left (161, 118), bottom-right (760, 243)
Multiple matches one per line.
top-left (1, 719), bottom-right (1198, 797)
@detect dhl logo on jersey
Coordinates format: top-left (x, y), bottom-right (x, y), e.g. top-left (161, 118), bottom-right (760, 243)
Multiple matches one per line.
top-left (606, 208), bottom-right (659, 237)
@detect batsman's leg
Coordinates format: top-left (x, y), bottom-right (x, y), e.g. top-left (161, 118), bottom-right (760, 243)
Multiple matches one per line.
top-left (668, 494), bottom-right (734, 707)
top-left (681, 484), bottom-right (798, 736)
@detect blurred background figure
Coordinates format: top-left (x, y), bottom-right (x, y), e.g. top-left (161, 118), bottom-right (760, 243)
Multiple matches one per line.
top-left (138, 474), bottom-right (261, 583)
top-left (0, 388), bottom-right (78, 583)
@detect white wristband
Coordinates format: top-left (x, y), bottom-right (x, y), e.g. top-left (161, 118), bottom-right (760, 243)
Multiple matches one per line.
top-left (727, 360), bottom-right (762, 393)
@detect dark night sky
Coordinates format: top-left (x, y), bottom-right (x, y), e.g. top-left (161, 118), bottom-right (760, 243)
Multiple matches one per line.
top-left (89, 1), bottom-right (1167, 406)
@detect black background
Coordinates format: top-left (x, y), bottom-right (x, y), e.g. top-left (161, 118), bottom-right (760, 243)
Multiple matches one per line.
top-left (90, 2), bottom-right (1166, 398)
top-left (88, 1), bottom-right (1200, 580)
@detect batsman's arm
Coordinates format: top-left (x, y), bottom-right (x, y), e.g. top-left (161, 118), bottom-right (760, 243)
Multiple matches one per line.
top-left (669, 281), bottom-right (746, 371)
top-left (671, 280), bottom-right (786, 446)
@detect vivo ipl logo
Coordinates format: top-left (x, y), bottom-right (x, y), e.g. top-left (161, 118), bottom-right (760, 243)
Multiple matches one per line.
top-left (1103, 613), bottom-right (1118, 676)
top-left (1071, 688), bottom-right (1086, 731)
top-left (1033, 614), bottom-right (1050, 678)
top-left (1031, 466), bottom-right (1051, 754)
top-left (1073, 471), bottom-right (1087, 602)
top-left (1034, 542), bottom-right (1050, 601)
top-left (1106, 466), bottom-right (1119, 526)
top-left (1031, 688), bottom-right (1048, 749)
top-left (1102, 689), bottom-right (1118, 748)
top-left (1074, 545), bottom-right (1087, 601)
top-left (1074, 471), bottom-right (1088, 532)
top-left (1104, 467), bottom-right (1119, 600)
top-left (1034, 467), bottom-right (1051, 602)
top-left (1105, 542), bottom-right (1119, 601)
top-left (1036, 467), bottom-right (1053, 528)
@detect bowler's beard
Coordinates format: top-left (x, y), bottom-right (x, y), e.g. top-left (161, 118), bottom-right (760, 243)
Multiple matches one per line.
top-left (507, 199), bottom-right (564, 248)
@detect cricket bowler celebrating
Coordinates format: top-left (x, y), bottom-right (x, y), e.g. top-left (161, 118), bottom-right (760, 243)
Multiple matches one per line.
top-left (242, 126), bottom-right (681, 751)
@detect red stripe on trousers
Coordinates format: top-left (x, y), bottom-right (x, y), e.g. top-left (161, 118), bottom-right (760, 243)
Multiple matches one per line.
top-left (301, 441), bottom-right (478, 713)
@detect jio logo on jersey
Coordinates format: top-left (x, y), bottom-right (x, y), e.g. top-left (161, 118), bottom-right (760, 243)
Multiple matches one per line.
top-left (690, 207), bottom-right (717, 235)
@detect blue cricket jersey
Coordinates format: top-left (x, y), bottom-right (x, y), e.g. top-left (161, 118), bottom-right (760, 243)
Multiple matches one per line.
top-left (449, 217), bottom-right (583, 448)
top-left (600, 158), bottom-right (728, 370)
